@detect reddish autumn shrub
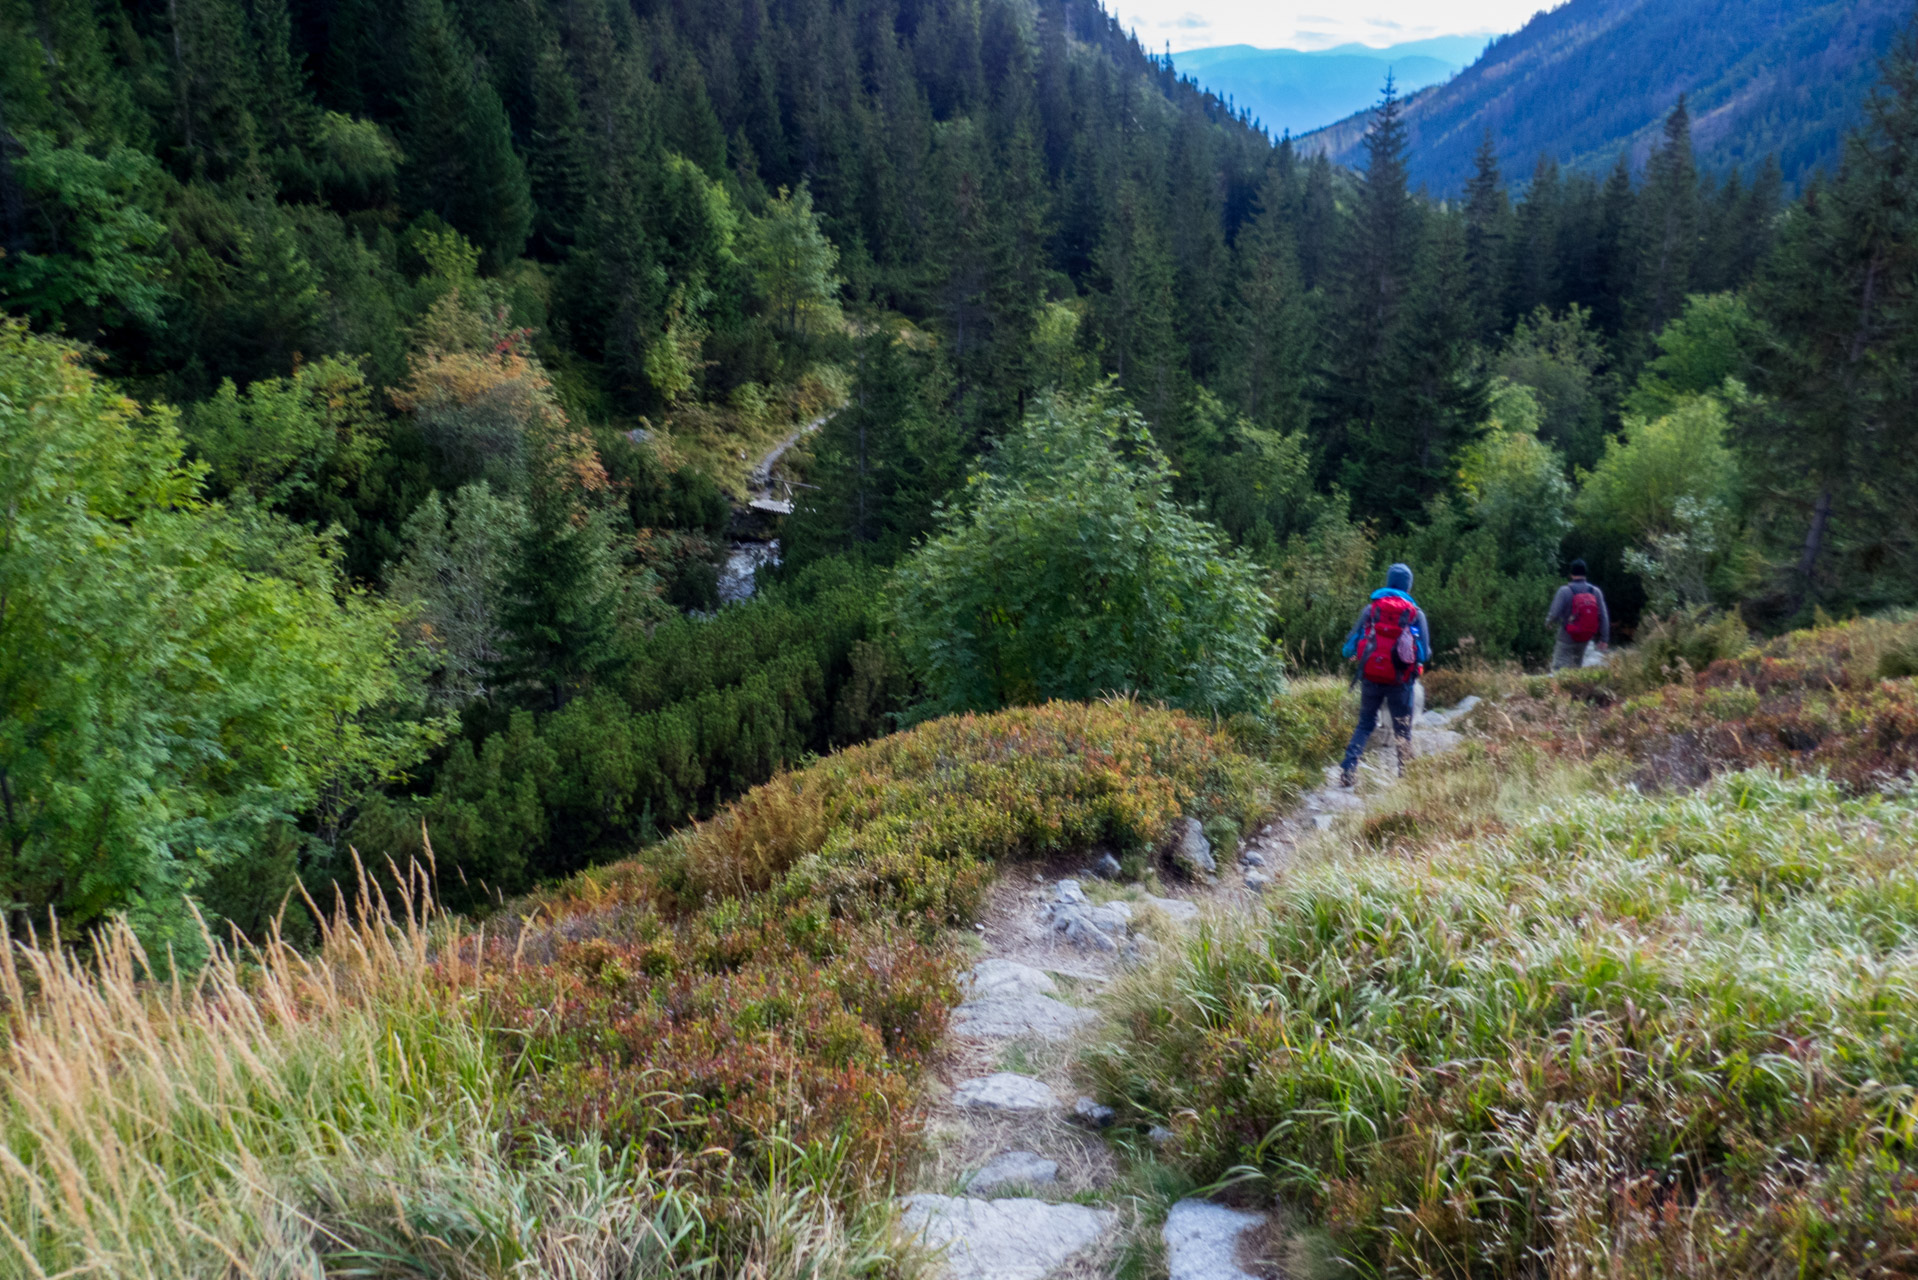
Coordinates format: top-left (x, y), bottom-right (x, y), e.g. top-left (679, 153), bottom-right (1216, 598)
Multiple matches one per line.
top-left (463, 698), bottom-right (1273, 1206)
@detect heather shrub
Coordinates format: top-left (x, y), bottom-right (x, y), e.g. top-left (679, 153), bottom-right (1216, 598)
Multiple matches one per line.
top-left (476, 698), bottom-right (1271, 1213)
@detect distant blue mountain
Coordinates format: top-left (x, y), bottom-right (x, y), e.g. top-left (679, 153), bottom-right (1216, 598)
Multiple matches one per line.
top-left (1171, 38), bottom-right (1490, 136)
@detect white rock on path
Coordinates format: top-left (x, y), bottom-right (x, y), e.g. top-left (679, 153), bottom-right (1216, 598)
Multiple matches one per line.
top-left (899, 1195), bottom-right (1117, 1280)
top-left (952, 1073), bottom-right (1058, 1113)
top-left (961, 959), bottom-right (1058, 1001)
top-left (952, 988), bottom-right (1098, 1040)
top-left (1140, 894), bottom-right (1200, 925)
top-left (966, 1151), bottom-right (1058, 1194)
top-left (1162, 1200), bottom-right (1266, 1280)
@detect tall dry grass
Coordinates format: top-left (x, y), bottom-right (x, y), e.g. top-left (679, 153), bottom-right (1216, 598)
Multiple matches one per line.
top-left (0, 864), bottom-right (882, 1280)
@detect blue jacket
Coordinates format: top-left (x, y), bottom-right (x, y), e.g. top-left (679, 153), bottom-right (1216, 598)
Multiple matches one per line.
top-left (1342, 588), bottom-right (1432, 666)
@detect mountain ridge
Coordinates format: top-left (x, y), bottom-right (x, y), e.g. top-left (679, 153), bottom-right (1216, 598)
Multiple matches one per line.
top-left (1298, 0), bottom-right (1907, 191)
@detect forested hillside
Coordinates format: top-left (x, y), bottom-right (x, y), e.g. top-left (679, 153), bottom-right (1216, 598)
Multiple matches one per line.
top-left (1302, 0), bottom-right (1907, 192)
top-left (2, 0), bottom-right (1916, 955)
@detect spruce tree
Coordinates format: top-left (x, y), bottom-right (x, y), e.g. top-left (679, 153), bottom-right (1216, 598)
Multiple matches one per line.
top-left (1226, 166), bottom-right (1314, 437)
top-left (1462, 131), bottom-right (1510, 342)
top-left (1748, 28), bottom-right (1918, 613)
top-left (1322, 76), bottom-right (1419, 482)
top-left (1354, 213), bottom-right (1488, 516)
top-left (1633, 96), bottom-right (1700, 336)
top-left (399, 0), bottom-right (532, 265)
top-left (1092, 178), bottom-right (1182, 430)
top-left (1508, 153), bottom-right (1561, 321)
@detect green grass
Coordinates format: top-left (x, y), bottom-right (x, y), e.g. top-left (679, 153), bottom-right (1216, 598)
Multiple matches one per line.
top-left (1088, 759), bottom-right (1918, 1277)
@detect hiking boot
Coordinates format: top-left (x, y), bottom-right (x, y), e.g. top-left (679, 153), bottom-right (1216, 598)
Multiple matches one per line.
top-left (1338, 763), bottom-right (1357, 788)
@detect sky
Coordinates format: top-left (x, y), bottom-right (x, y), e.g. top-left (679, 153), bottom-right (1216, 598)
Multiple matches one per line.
top-left (1110, 0), bottom-right (1556, 54)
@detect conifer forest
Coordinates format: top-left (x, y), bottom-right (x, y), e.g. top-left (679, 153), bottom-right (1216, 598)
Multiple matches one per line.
top-left (8, 0), bottom-right (1918, 1271)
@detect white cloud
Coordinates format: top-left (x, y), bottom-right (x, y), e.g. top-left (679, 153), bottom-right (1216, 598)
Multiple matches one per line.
top-left (1108, 0), bottom-right (1556, 53)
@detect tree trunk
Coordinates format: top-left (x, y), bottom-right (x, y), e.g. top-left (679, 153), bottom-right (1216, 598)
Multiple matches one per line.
top-left (1791, 486), bottom-right (1833, 616)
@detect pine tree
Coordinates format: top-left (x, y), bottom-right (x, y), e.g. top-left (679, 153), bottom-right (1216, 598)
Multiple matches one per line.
top-left (167, 0), bottom-right (264, 176)
top-left (498, 500), bottom-right (622, 707)
top-left (1748, 28), bottom-right (1918, 614)
top-left (1226, 165), bottom-right (1314, 437)
top-left (1092, 178), bottom-right (1182, 429)
top-left (1634, 95), bottom-right (1700, 336)
top-left (524, 35), bottom-right (588, 256)
top-left (1322, 75), bottom-right (1420, 481)
top-left (1462, 131), bottom-right (1510, 342)
top-left (1508, 153), bottom-right (1561, 320)
top-left (399, 0), bottom-right (532, 265)
top-left (1352, 212), bottom-right (1489, 516)
top-left (786, 331), bottom-right (962, 566)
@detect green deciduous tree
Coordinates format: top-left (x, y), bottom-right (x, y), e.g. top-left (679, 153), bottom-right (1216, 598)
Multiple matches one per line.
top-left (0, 320), bottom-right (438, 949)
top-left (889, 384), bottom-right (1284, 718)
top-left (742, 182), bottom-right (842, 337)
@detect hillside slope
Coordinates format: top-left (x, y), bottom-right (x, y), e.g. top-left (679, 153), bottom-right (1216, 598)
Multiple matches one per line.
top-left (1300, 0), bottom-right (1907, 191)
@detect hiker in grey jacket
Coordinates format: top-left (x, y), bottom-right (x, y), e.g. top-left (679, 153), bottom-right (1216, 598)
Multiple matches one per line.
top-left (1547, 559), bottom-right (1610, 671)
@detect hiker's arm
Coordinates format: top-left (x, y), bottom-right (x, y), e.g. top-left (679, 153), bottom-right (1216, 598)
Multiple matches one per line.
top-left (1414, 607), bottom-right (1433, 664)
top-left (1341, 605), bottom-right (1371, 659)
top-left (1546, 585), bottom-right (1569, 626)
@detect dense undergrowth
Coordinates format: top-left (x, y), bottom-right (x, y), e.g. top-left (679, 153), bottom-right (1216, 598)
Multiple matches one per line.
top-left (1, 696), bottom-right (1327, 1277)
top-left (1090, 616), bottom-right (1918, 1279)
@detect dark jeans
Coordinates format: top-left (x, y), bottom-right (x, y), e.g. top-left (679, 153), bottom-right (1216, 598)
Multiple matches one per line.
top-left (1342, 679), bottom-right (1414, 770)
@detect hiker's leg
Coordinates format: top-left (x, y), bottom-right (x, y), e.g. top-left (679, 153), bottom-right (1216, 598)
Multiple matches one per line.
top-left (1342, 681), bottom-right (1386, 770)
top-left (1550, 634), bottom-right (1587, 672)
top-left (1385, 682), bottom-right (1414, 743)
top-left (1386, 682), bottom-right (1415, 774)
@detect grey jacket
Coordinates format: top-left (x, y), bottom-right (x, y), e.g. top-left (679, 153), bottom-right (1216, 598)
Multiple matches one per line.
top-left (1547, 580), bottom-right (1610, 644)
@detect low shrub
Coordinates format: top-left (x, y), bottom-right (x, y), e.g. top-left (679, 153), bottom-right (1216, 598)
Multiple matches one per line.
top-left (1489, 615), bottom-right (1918, 792)
top-left (477, 698), bottom-right (1272, 1212)
top-left (1091, 768), bottom-right (1918, 1278)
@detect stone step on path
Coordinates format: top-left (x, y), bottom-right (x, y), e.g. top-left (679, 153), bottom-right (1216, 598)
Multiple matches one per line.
top-left (951, 957), bottom-right (1100, 1041)
top-left (966, 1151), bottom-right (1058, 1195)
top-left (899, 1196), bottom-right (1119, 1280)
top-left (1163, 1201), bottom-right (1266, 1280)
top-left (953, 1073), bottom-right (1059, 1113)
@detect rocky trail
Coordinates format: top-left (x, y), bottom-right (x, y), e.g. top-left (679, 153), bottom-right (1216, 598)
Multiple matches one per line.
top-left (895, 693), bottom-right (1478, 1280)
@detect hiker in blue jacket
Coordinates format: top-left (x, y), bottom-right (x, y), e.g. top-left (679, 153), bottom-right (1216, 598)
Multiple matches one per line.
top-left (1338, 562), bottom-right (1431, 787)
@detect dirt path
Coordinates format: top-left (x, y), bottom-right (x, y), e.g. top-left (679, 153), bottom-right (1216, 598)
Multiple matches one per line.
top-left (744, 413), bottom-right (829, 512)
top-left (895, 705), bottom-right (1472, 1280)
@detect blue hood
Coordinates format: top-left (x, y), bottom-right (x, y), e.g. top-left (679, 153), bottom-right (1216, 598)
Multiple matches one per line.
top-left (1385, 562), bottom-right (1414, 591)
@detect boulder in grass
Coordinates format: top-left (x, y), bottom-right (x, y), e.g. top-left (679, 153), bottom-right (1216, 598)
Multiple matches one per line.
top-left (1168, 818), bottom-right (1216, 877)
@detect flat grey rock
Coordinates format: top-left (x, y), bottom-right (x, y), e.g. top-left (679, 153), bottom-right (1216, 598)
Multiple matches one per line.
top-left (1239, 849), bottom-right (1266, 868)
top-left (1141, 895), bottom-right (1200, 925)
top-left (1091, 852), bottom-right (1123, 879)
top-left (1060, 912), bottom-right (1120, 952)
top-left (1163, 1200), bottom-right (1265, 1280)
top-left (1052, 879), bottom-right (1088, 906)
top-left (1244, 872), bottom-right (1271, 892)
top-left (952, 992), bottom-right (1098, 1041)
top-left (899, 1196), bottom-right (1118, 1280)
top-left (1412, 726), bottom-right (1465, 755)
top-left (952, 1073), bottom-right (1058, 1113)
top-left (961, 959), bottom-right (1057, 1001)
top-left (966, 1151), bottom-right (1058, 1195)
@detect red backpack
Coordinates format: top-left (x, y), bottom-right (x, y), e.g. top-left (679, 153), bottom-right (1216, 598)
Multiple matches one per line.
top-left (1566, 584), bottom-right (1601, 643)
top-left (1359, 596), bottom-right (1422, 685)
